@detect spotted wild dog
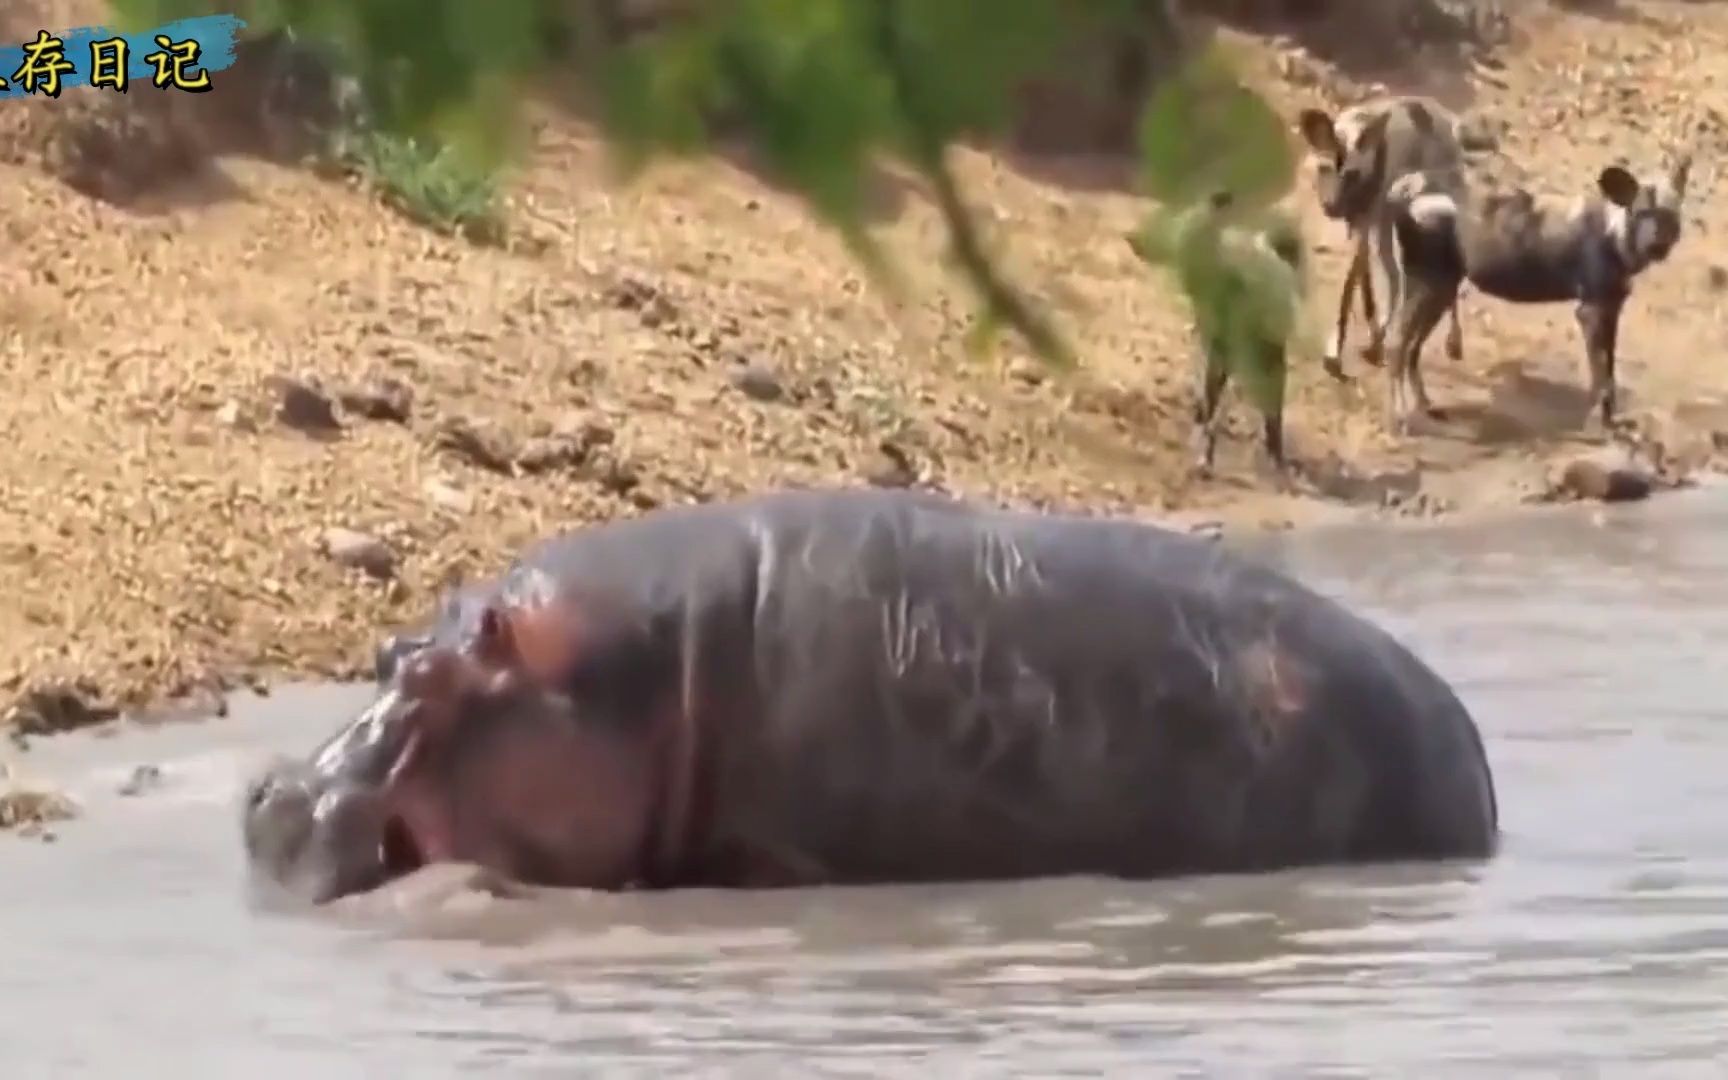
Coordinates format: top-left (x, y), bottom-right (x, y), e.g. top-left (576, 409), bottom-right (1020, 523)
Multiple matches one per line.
top-left (1129, 192), bottom-right (1306, 478)
top-left (1383, 144), bottom-right (1692, 435)
top-left (1297, 95), bottom-right (1470, 380)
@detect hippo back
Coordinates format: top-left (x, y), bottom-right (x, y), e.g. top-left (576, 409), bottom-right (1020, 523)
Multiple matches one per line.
top-left (684, 490), bottom-right (1497, 884)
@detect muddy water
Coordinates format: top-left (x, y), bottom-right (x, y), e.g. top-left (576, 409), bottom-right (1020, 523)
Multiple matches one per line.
top-left (6, 492), bottom-right (1728, 1075)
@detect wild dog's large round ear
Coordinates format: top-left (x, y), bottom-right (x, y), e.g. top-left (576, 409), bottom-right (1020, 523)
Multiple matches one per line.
top-left (1597, 165), bottom-right (1641, 208)
top-left (1297, 108), bottom-right (1340, 154)
top-left (1361, 112), bottom-right (1392, 167)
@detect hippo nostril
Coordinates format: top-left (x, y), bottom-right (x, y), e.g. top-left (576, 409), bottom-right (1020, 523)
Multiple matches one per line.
top-left (247, 771), bottom-right (311, 820)
top-left (246, 769), bottom-right (291, 809)
top-left (242, 774), bottom-right (316, 867)
top-left (380, 815), bottom-right (425, 878)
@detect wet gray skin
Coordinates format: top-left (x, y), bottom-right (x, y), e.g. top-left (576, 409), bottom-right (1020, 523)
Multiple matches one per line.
top-left (248, 488), bottom-right (1499, 907)
top-left (246, 614), bottom-right (663, 906)
top-left (246, 644), bottom-right (476, 904)
top-left (242, 688), bottom-right (418, 904)
top-left (372, 581), bottom-right (498, 683)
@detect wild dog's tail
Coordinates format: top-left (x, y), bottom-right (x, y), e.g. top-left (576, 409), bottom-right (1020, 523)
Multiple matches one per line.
top-left (1387, 171), bottom-right (1459, 229)
top-left (1389, 172), bottom-right (1463, 282)
top-left (1385, 171), bottom-right (1427, 207)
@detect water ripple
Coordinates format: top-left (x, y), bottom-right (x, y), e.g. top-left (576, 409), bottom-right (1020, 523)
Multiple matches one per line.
top-left (7, 497), bottom-right (1728, 1072)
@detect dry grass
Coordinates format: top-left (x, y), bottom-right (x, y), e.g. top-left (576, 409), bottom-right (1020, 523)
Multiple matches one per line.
top-left (1, 0), bottom-right (1727, 736)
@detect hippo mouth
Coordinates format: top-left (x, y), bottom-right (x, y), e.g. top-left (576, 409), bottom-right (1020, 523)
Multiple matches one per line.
top-left (372, 726), bottom-right (450, 884)
top-left (379, 814), bottom-right (427, 880)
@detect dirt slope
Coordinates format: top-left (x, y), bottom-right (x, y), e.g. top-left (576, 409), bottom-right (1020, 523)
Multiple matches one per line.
top-left (0, 0), bottom-right (1727, 735)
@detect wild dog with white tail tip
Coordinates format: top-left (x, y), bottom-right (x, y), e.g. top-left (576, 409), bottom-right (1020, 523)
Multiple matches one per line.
top-left (1384, 145), bottom-right (1691, 434)
top-left (1297, 96), bottom-right (1469, 379)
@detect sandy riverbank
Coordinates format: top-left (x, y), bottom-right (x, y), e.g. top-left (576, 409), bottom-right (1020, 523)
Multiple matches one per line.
top-left (1, 0), bottom-right (1727, 745)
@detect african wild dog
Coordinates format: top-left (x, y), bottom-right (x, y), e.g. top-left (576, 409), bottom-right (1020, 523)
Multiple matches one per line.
top-left (1383, 146), bottom-right (1692, 434)
top-left (1128, 192), bottom-right (1305, 477)
top-left (1297, 96), bottom-right (1469, 379)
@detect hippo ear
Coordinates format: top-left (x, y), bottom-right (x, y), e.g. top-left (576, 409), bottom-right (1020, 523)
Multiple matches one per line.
top-left (472, 599), bottom-right (585, 687)
top-left (471, 604), bottom-right (519, 670)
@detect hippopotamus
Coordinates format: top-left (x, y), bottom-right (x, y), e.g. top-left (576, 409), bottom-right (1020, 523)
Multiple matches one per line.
top-left (242, 488), bottom-right (1499, 905)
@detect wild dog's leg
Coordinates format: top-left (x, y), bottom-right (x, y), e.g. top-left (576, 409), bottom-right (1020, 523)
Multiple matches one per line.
top-left (1325, 226), bottom-right (1367, 380)
top-left (1407, 301), bottom-right (1448, 419)
top-left (1388, 278), bottom-right (1452, 435)
top-left (1600, 298), bottom-right (1625, 427)
top-left (1404, 286), bottom-right (1455, 426)
top-left (1366, 211), bottom-right (1399, 366)
top-left (1406, 280), bottom-right (1452, 417)
top-left (1253, 337), bottom-right (1290, 478)
top-left (1192, 331), bottom-right (1231, 475)
top-left (1385, 184), bottom-right (1462, 428)
top-left (1263, 407), bottom-right (1287, 476)
top-left (1443, 286), bottom-right (1464, 361)
top-left (1356, 227), bottom-right (1381, 366)
top-left (1386, 295), bottom-right (1412, 430)
top-left (1578, 291), bottom-right (1628, 432)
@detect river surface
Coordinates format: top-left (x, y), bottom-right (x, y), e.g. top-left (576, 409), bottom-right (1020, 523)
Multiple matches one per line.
top-left (5, 491), bottom-right (1728, 1075)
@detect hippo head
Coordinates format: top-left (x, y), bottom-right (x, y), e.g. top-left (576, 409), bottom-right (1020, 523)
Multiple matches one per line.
top-left (242, 596), bottom-right (667, 904)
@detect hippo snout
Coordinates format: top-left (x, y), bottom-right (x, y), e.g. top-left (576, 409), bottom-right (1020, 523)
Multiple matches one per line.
top-left (242, 762), bottom-right (418, 904)
top-left (242, 764), bottom-right (315, 864)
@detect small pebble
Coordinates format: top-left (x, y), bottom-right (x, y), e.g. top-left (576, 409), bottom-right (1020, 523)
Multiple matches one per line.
top-left (423, 478), bottom-right (474, 514)
top-left (266, 374), bottom-right (342, 435)
top-left (728, 363), bottom-right (785, 403)
top-left (862, 441), bottom-right (918, 488)
top-left (319, 528), bottom-right (398, 580)
top-left (118, 763), bottom-right (164, 797)
top-left (432, 416), bottom-right (517, 474)
top-left (214, 400), bottom-right (252, 431)
top-left (1559, 454), bottom-right (1654, 503)
top-left (339, 378), bottom-right (414, 423)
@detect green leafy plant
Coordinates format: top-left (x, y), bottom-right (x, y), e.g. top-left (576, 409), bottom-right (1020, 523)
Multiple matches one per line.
top-left (1128, 44), bottom-right (1317, 414)
top-left (340, 127), bottom-right (505, 244)
top-left (104, 0), bottom-right (1306, 386)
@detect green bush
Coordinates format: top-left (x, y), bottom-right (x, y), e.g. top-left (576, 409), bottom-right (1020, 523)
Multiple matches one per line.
top-left (105, 0), bottom-right (1306, 382)
top-left (339, 127), bottom-right (505, 244)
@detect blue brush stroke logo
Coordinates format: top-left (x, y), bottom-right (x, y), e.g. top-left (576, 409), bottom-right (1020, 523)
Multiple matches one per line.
top-left (0, 14), bottom-right (245, 99)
